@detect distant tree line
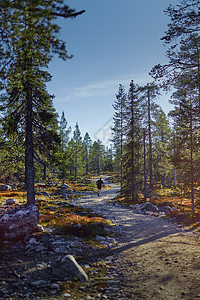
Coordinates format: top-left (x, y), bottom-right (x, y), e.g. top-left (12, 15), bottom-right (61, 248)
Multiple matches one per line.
top-left (57, 113), bottom-right (113, 181)
top-left (0, 108), bottom-right (114, 181)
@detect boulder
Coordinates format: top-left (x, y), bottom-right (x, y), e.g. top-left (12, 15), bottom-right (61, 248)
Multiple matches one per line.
top-left (51, 255), bottom-right (88, 282)
top-left (158, 206), bottom-right (172, 214)
top-left (0, 205), bottom-right (39, 241)
top-left (0, 184), bottom-right (11, 191)
top-left (6, 198), bottom-right (16, 205)
top-left (138, 202), bottom-right (158, 213)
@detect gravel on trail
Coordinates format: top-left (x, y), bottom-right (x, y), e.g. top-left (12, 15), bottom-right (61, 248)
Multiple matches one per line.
top-left (72, 179), bottom-right (200, 300)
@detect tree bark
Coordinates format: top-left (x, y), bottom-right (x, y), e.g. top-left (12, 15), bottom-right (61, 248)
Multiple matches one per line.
top-left (190, 107), bottom-right (195, 213)
top-left (143, 129), bottom-right (147, 202)
top-left (148, 85), bottom-right (153, 202)
top-left (25, 84), bottom-right (35, 205)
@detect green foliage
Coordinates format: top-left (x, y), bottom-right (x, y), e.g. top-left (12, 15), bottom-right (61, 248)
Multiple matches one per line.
top-left (68, 123), bottom-right (84, 180)
top-left (89, 139), bottom-right (106, 175)
top-left (121, 80), bottom-right (143, 202)
top-left (83, 132), bottom-right (92, 175)
top-left (0, 1), bottom-right (84, 203)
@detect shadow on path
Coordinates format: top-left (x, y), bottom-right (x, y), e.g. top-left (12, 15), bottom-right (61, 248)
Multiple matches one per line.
top-left (73, 179), bottom-right (183, 254)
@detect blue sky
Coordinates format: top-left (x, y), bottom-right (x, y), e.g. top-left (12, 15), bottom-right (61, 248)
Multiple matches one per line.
top-left (47, 0), bottom-right (178, 145)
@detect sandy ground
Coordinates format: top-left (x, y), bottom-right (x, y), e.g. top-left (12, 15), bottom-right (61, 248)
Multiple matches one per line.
top-left (73, 178), bottom-right (200, 300)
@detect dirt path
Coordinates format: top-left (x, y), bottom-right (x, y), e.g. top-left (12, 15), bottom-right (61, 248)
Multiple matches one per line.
top-left (73, 179), bottom-right (200, 300)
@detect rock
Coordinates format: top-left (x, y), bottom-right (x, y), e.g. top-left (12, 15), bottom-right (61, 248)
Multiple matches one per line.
top-left (0, 287), bottom-right (8, 294)
top-left (31, 280), bottom-right (47, 287)
top-left (6, 198), bottom-right (16, 205)
top-left (0, 184), bottom-right (11, 191)
top-left (0, 205), bottom-right (40, 241)
top-left (96, 235), bottom-right (106, 241)
top-left (63, 293), bottom-right (71, 298)
top-left (159, 201), bottom-right (173, 207)
top-left (51, 255), bottom-right (88, 282)
top-left (33, 224), bottom-right (44, 232)
top-left (138, 202), bottom-right (158, 213)
top-left (60, 183), bottom-right (70, 190)
top-left (50, 241), bottom-right (70, 254)
top-left (158, 206), bottom-right (172, 214)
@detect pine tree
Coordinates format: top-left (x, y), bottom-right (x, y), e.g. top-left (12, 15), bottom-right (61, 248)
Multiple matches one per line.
top-left (152, 109), bottom-right (172, 188)
top-left (0, 1), bottom-right (84, 204)
top-left (161, 0), bottom-right (200, 44)
top-left (151, 34), bottom-right (200, 93)
top-left (151, 29), bottom-right (200, 212)
top-left (140, 83), bottom-right (160, 200)
top-left (169, 74), bottom-right (200, 213)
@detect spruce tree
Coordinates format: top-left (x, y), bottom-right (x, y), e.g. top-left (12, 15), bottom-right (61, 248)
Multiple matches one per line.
top-left (90, 140), bottom-right (105, 175)
top-left (83, 132), bottom-right (92, 175)
top-left (122, 80), bottom-right (142, 203)
top-left (111, 84), bottom-right (127, 187)
top-left (69, 123), bottom-right (84, 180)
top-left (58, 111), bottom-right (71, 179)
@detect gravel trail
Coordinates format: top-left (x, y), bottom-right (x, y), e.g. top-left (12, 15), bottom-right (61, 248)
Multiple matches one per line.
top-left (72, 178), bottom-right (200, 300)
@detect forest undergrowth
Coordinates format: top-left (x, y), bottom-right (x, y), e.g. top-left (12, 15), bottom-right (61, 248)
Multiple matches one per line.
top-left (1, 175), bottom-right (200, 299)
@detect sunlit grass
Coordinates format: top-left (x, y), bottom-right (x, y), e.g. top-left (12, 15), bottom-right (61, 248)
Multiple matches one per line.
top-left (37, 199), bottom-right (114, 238)
top-left (36, 200), bottom-right (112, 235)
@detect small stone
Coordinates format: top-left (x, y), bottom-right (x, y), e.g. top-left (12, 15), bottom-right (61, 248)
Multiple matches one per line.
top-left (0, 184), bottom-right (11, 191)
top-left (31, 280), bottom-right (47, 286)
top-left (63, 293), bottom-right (71, 298)
top-left (51, 283), bottom-right (59, 289)
top-left (0, 288), bottom-right (8, 294)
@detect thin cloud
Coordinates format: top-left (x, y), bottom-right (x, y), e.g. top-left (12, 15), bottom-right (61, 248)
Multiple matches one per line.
top-left (54, 72), bottom-right (152, 103)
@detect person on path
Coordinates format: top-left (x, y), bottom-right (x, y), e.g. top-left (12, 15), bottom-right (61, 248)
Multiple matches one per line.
top-left (96, 177), bottom-right (104, 197)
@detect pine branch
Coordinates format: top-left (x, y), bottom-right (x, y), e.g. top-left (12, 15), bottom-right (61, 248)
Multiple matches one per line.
top-left (52, 10), bottom-right (86, 18)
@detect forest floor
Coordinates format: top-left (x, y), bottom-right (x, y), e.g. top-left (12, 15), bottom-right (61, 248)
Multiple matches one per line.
top-left (1, 177), bottom-right (200, 299)
top-left (71, 176), bottom-right (200, 300)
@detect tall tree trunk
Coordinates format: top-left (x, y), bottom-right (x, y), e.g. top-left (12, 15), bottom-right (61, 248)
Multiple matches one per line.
top-left (190, 108), bottom-right (195, 214)
top-left (143, 129), bottom-right (147, 201)
top-left (173, 130), bottom-right (177, 186)
top-left (74, 155), bottom-right (77, 180)
top-left (148, 85), bottom-right (153, 202)
top-left (43, 163), bottom-right (47, 180)
top-left (25, 85), bottom-right (35, 205)
top-left (86, 151), bottom-right (88, 175)
top-left (131, 101), bottom-right (135, 202)
top-left (97, 148), bottom-right (100, 176)
top-left (120, 106), bottom-right (123, 190)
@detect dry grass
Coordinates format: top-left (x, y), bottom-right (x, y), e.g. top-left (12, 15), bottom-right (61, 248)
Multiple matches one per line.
top-left (0, 177), bottom-right (114, 238)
